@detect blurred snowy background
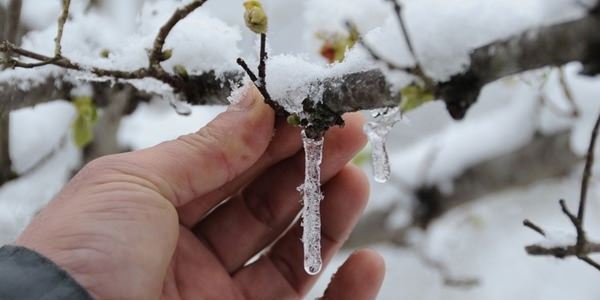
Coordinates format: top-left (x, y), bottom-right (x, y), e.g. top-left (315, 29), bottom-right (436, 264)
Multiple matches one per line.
top-left (1, 0), bottom-right (600, 299)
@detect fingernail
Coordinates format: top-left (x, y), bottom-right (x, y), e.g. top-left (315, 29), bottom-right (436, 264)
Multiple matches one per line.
top-left (228, 82), bottom-right (261, 112)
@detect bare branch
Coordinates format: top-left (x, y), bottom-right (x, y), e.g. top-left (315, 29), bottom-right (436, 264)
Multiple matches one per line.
top-left (148, 0), bottom-right (207, 69)
top-left (258, 33), bottom-right (267, 86)
top-left (236, 32), bottom-right (285, 116)
top-left (385, 0), bottom-right (435, 89)
top-left (523, 219), bottom-right (546, 236)
top-left (557, 66), bottom-right (579, 117)
top-left (524, 111), bottom-right (600, 272)
top-left (578, 110), bottom-right (600, 221)
top-left (54, 0), bottom-right (71, 57)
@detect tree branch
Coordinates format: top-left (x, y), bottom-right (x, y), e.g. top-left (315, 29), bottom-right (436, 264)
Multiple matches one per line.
top-left (438, 12), bottom-right (600, 118)
top-left (1, 3), bottom-right (599, 122)
top-left (524, 111), bottom-right (600, 272)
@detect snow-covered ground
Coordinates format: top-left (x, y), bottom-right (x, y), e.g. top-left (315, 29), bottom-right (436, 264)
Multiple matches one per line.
top-left (2, 0), bottom-right (600, 299)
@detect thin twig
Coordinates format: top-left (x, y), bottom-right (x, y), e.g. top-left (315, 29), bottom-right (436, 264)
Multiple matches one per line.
top-left (354, 36), bottom-right (413, 72)
top-left (579, 256), bottom-right (600, 271)
top-left (558, 198), bottom-right (587, 249)
top-left (557, 67), bottom-right (579, 117)
top-left (258, 33), bottom-right (267, 86)
top-left (0, 40), bottom-right (185, 93)
top-left (148, 0), bottom-right (207, 69)
top-left (236, 30), bottom-right (286, 115)
top-left (578, 110), bottom-right (600, 222)
top-left (236, 57), bottom-right (283, 114)
top-left (524, 111), bottom-right (600, 271)
top-left (386, 0), bottom-right (435, 89)
top-left (349, 1), bottom-right (436, 90)
top-left (387, 0), bottom-right (415, 58)
top-left (523, 219), bottom-right (546, 236)
top-left (54, 0), bottom-right (71, 57)
top-left (236, 57), bottom-right (258, 82)
top-left (0, 0), bottom-right (208, 91)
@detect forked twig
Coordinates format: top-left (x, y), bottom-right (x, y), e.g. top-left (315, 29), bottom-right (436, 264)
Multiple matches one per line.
top-left (524, 111), bottom-right (600, 271)
top-left (236, 32), bottom-right (285, 114)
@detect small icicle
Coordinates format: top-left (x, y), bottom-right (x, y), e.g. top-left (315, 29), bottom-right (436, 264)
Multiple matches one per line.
top-left (363, 107), bottom-right (402, 183)
top-left (297, 129), bottom-right (324, 275)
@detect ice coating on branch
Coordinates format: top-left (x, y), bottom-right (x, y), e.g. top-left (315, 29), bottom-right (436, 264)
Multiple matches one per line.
top-left (364, 107), bottom-right (402, 183)
top-left (297, 130), bottom-right (324, 275)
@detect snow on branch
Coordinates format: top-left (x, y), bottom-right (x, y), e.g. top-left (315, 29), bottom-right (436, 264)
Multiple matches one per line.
top-left (438, 11), bottom-right (600, 119)
top-left (0, 2), bottom-right (599, 121)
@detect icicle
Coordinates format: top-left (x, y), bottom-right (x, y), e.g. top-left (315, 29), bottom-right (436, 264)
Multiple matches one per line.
top-left (363, 107), bottom-right (402, 183)
top-left (297, 129), bottom-right (324, 275)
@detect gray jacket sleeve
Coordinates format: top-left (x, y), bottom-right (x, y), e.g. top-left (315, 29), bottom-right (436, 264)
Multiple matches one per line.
top-left (0, 245), bottom-right (94, 299)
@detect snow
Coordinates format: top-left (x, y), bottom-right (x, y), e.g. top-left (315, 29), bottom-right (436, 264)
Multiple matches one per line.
top-left (2, 0), bottom-right (600, 299)
top-left (118, 98), bottom-right (226, 150)
top-left (266, 50), bottom-right (374, 114)
top-left (2, 101), bottom-right (80, 244)
top-left (388, 79), bottom-right (541, 190)
top-left (307, 175), bottom-right (600, 300)
top-left (9, 101), bottom-right (77, 174)
top-left (404, 0), bottom-right (587, 81)
top-left (533, 229), bottom-right (577, 249)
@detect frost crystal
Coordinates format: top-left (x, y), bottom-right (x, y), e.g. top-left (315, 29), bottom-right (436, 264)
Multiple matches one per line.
top-left (298, 130), bottom-right (324, 275)
top-left (364, 107), bottom-right (402, 183)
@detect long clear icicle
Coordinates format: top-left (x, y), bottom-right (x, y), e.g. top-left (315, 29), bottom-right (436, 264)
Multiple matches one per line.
top-left (298, 130), bottom-right (324, 275)
top-left (363, 107), bottom-right (402, 183)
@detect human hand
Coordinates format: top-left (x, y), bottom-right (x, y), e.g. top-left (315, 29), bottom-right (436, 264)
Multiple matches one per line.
top-left (16, 84), bottom-right (385, 299)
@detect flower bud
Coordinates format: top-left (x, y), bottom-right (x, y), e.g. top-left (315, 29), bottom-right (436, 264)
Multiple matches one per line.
top-left (243, 1), bottom-right (268, 34)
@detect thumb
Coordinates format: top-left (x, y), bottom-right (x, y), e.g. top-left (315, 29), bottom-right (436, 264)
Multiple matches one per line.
top-left (119, 83), bottom-right (275, 207)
